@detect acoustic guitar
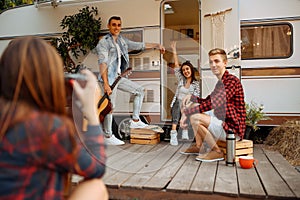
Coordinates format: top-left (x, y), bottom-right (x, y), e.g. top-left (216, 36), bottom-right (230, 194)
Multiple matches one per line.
top-left (98, 67), bottom-right (132, 122)
top-left (82, 67), bottom-right (132, 131)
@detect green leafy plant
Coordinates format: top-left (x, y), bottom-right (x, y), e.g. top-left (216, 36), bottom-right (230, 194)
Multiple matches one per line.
top-left (51, 6), bottom-right (102, 72)
top-left (246, 101), bottom-right (271, 131)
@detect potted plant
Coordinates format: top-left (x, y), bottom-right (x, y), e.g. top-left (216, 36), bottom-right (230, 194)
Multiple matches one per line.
top-left (51, 6), bottom-right (102, 72)
top-left (244, 101), bottom-right (271, 139)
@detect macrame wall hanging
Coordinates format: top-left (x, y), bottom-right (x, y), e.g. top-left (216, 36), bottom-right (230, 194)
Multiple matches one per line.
top-left (204, 8), bottom-right (232, 49)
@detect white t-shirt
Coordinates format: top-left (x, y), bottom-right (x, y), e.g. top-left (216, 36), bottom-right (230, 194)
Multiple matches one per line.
top-left (114, 42), bottom-right (121, 74)
top-left (178, 86), bottom-right (190, 100)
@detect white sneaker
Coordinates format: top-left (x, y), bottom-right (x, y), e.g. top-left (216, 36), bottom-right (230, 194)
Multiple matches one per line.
top-left (182, 129), bottom-right (189, 140)
top-left (170, 130), bottom-right (178, 146)
top-left (105, 135), bottom-right (125, 145)
top-left (130, 120), bottom-right (148, 129)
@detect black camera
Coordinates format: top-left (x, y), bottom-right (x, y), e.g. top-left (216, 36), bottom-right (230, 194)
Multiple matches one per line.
top-left (64, 73), bottom-right (87, 81)
top-left (64, 73), bottom-right (87, 107)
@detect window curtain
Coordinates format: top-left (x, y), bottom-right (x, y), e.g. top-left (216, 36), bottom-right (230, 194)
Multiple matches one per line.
top-left (253, 26), bottom-right (290, 57)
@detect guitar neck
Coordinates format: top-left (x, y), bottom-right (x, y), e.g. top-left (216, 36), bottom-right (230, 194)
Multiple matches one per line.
top-left (97, 76), bottom-right (121, 108)
top-left (111, 76), bottom-right (121, 90)
top-left (111, 67), bottom-right (132, 90)
top-left (97, 68), bottom-right (132, 109)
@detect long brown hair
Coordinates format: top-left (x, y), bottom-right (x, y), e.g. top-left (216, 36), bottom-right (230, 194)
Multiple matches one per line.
top-left (180, 60), bottom-right (198, 83)
top-left (0, 37), bottom-right (75, 141)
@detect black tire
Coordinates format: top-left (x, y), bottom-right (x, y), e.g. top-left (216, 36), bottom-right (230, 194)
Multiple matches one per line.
top-left (112, 116), bottom-right (131, 140)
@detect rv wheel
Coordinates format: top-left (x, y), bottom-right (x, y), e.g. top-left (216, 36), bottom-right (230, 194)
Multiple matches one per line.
top-left (112, 116), bottom-right (131, 140)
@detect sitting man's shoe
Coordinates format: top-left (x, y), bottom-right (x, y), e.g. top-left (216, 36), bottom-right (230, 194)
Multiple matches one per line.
top-left (180, 144), bottom-right (202, 155)
top-left (130, 119), bottom-right (148, 129)
top-left (196, 150), bottom-right (224, 162)
top-left (105, 135), bottom-right (125, 145)
top-left (181, 129), bottom-right (189, 140)
top-left (195, 152), bottom-right (208, 160)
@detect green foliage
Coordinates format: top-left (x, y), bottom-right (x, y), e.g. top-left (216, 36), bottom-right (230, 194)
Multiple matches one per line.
top-left (246, 101), bottom-right (270, 131)
top-left (0, 0), bottom-right (33, 11)
top-left (51, 6), bottom-right (102, 72)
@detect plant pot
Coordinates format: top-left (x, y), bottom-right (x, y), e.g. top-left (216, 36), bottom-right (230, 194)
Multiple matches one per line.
top-left (244, 126), bottom-right (253, 140)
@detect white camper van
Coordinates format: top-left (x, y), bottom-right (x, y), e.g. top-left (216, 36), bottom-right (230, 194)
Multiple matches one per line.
top-left (1, 0), bottom-right (299, 136)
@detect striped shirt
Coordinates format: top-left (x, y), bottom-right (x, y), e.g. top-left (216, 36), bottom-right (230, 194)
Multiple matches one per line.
top-left (170, 68), bottom-right (200, 108)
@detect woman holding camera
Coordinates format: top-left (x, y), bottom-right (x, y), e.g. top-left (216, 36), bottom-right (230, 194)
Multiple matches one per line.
top-left (0, 37), bottom-right (108, 200)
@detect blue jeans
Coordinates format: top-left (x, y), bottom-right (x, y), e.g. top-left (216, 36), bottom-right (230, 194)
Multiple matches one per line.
top-left (100, 77), bottom-right (144, 137)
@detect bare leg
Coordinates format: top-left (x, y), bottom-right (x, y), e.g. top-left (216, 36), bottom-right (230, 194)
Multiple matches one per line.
top-left (196, 124), bottom-right (221, 152)
top-left (68, 179), bottom-right (108, 200)
top-left (171, 123), bottom-right (177, 131)
top-left (192, 124), bottom-right (202, 148)
top-left (190, 113), bottom-right (221, 152)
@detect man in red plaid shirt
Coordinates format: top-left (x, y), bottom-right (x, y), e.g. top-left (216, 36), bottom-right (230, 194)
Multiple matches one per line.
top-left (180, 48), bottom-right (246, 162)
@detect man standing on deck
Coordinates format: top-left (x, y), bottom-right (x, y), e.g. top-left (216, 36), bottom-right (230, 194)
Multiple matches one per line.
top-left (95, 16), bottom-right (165, 145)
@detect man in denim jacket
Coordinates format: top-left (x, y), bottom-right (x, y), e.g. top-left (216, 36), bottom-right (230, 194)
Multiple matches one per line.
top-left (96, 16), bottom-right (165, 145)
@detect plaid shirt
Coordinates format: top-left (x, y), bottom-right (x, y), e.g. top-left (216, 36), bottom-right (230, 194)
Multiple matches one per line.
top-left (184, 70), bottom-right (246, 138)
top-left (0, 111), bottom-right (106, 200)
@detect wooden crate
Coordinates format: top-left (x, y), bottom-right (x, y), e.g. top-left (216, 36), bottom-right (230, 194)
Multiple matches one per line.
top-left (217, 139), bottom-right (253, 159)
top-left (130, 128), bottom-right (160, 145)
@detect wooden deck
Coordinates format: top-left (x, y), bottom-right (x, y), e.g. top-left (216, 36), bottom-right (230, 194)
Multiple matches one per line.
top-left (101, 141), bottom-right (299, 200)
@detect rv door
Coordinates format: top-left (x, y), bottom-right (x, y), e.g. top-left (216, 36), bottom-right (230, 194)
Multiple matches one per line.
top-left (160, 0), bottom-right (200, 122)
top-left (160, 0), bottom-right (239, 122)
top-left (200, 0), bottom-right (240, 98)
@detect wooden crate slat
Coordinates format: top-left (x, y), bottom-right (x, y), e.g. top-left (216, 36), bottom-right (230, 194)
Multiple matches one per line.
top-left (130, 138), bottom-right (160, 145)
top-left (130, 128), bottom-right (157, 135)
top-left (217, 139), bottom-right (253, 149)
top-left (130, 133), bottom-right (159, 140)
top-left (220, 147), bottom-right (253, 155)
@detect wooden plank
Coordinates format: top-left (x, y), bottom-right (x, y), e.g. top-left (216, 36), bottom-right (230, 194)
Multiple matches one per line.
top-left (72, 143), bottom-right (132, 184)
top-left (121, 144), bottom-right (183, 188)
top-left (130, 132), bottom-right (160, 145)
top-left (130, 133), bottom-right (159, 139)
top-left (105, 142), bottom-right (131, 156)
top-left (263, 147), bottom-right (300, 198)
top-left (218, 139), bottom-right (253, 157)
top-left (236, 157), bottom-right (265, 198)
top-left (108, 187), bottom-right (258, 200)
top-left (221, 148), bottom-right (253, 155)
top-left (190, 161), bottom-right (218, 194)
top-left (217, 139), bottom-right (253, 148)
top-left (103, 144), bottom-right (155, 183)
top-left (167, 155), bottom-right (201, 192)
top-left (130, 128), bottom-right (157, 135)
top-left (130, 138), bottom-right (160, 145)
top-left (214, 162), bottom-right (238, 196)
top-left (254, 145), bottom-right (295, 198)
top-left (143, 143), bottom-right (190, 190)
top-left (106, 144), bottom-right (166, 187)
top-left (103, 143), bottom-right (299, 199)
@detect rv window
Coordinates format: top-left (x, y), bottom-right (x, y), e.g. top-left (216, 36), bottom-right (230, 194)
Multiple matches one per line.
top-left (241, 23), bottom-right (292, 59)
